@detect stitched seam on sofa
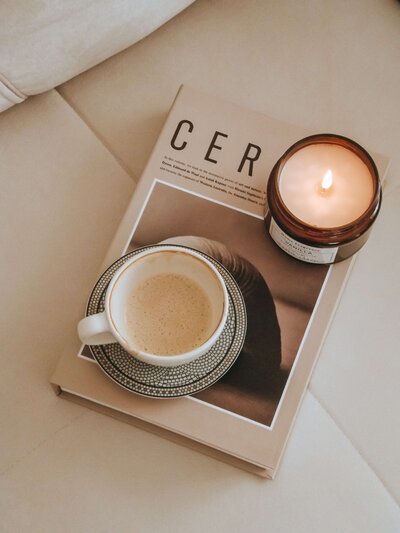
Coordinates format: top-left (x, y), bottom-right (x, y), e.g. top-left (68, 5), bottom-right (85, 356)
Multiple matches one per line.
top-left (309, 388), bottom-right (400, 507)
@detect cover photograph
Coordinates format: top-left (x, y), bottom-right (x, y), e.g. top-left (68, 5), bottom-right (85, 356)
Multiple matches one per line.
top-left (80, 179), bottom-right (329, 427)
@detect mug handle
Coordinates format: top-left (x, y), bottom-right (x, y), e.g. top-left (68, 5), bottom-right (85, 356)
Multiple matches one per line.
top-left (78, 312), bottom-right (116, 345)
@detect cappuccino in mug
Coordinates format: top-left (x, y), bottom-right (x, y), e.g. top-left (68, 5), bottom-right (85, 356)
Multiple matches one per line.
top-left (125, 272), bottom-right (213, 355)
top-left (78, 246), bottom-right (229, 367)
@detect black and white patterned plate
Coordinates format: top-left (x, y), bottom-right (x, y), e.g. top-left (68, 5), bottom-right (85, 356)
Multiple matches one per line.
top-left (86, 245), bottom-right (247, 398)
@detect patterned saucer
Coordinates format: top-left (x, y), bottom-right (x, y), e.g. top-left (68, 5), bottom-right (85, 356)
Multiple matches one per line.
top-left (86, 245), bottom-right (247, 398)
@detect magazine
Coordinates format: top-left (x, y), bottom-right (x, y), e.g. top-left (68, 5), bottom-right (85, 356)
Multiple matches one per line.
top-left (51, 85), bottom-right (389, 477)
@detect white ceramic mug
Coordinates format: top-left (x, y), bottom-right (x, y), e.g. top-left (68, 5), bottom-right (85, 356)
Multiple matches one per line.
top-left (78, 246), bottom-right (229, 367)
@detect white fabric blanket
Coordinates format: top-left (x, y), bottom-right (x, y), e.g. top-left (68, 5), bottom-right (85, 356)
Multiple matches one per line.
top-left (0, 0), bottom-right (194, 112)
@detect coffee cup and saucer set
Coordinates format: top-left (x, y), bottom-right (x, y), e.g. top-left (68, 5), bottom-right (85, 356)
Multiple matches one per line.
top-left (78, 245), bottom-right (247, 398)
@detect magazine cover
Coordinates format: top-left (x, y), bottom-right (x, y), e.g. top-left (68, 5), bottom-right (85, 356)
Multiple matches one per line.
top-left (51, 85), bottom-right (388, 476)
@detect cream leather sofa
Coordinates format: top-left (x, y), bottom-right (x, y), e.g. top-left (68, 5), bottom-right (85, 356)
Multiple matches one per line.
top-left (1, 1), bottom-right (399, 531)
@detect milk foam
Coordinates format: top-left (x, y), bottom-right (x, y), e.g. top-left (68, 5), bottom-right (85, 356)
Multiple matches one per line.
top-left (125, 273), bottom-right (213, 355)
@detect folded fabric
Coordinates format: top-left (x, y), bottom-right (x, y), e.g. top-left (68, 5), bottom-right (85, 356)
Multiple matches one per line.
top-left (0, 0), bottom-right (194, 112)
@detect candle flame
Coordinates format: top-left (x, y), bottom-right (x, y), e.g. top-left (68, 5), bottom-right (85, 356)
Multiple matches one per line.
top-left (321, 169), bottom-right (333, 191)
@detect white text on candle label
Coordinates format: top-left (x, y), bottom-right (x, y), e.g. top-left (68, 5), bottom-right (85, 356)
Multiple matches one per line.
top-left (269, 218), bottom-right (338, 264)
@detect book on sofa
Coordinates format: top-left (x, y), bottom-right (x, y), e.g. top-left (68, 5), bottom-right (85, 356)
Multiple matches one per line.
top-left (51, 85), bottom-right (389, 478)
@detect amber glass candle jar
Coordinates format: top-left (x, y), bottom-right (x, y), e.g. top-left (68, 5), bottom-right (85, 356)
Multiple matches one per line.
top-left (265, 134), bottom-right (381, 264)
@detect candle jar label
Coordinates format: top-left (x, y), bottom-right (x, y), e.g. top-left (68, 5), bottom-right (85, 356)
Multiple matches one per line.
top-left (269, 218), bottom-right (338, 264)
